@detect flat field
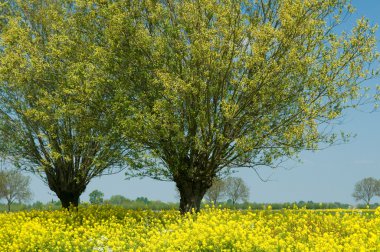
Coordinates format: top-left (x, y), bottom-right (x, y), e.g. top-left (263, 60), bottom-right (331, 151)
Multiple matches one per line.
top-left (0, 206), bottom-right (379, 251)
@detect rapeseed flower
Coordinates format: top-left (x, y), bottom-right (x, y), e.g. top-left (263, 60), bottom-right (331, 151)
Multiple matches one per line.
top-left (0, 206), bottom-right (379, 251)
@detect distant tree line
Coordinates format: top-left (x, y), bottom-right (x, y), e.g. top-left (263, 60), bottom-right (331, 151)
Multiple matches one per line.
top-left (4, 171), bottom-right (380, 213)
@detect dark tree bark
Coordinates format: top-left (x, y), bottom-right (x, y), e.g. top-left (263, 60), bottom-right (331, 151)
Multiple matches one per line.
top-left (56, 191), bottom-right (81, 209)
top-left (47, 174), bottom-right (85, 209)
top-left (7, 200), bottom-right (11, 212)
top-left (365, 197), bottom-right (371, 205)
top-left (175, 176), bottom-right (212, 214)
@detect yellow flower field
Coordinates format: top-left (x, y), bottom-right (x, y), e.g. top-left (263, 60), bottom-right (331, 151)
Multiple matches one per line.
top-left (0, 206), bottom-right (379, 251)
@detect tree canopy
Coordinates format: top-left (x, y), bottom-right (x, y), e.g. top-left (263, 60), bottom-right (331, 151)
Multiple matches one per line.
top-left (118, 0), bottom-right (379, 213)
top-left (0, 0), bottom-right (142, 208)
top-left (0, 0), bottom-right (378, 213)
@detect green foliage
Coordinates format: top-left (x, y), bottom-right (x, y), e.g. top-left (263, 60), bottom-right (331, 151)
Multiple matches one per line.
top-left (89, 190), bottom-right (104, 205)
top-left (0, 0), bottom-right (378, 212)
top-left (122, 0), bottom-right (379, 179)
top-left (135, 197), bottom-right (149, 204)
top-left (0, 0), bottom-right (142, 206)
top-left (104, 196), bottom-right (178, 210)
top-left (107, 195), bottom-right (130, 205)
top-left (117, 0), bottom-right (379, 212)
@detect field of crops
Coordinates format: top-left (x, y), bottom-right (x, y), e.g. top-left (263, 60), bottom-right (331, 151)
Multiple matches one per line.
top-left (0, 206), bottom-right (379, 251)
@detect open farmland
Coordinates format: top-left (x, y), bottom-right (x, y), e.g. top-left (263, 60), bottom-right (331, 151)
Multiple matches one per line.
top-left (0, 206), bottom-right (379, 251)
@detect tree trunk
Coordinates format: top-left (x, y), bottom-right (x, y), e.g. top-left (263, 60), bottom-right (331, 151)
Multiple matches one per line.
top-left (7, 200), bottom-right (11, 212)
top-left (56, 191), bottom-right (80, 209)
top-left (176, 179), bottom-right (211, 214)
top-left (46, 171), bottom-right (85, 209)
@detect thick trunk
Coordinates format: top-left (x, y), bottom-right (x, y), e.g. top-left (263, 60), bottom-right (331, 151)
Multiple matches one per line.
top-left (176, 179), bottom-right (211, 214)
top-left (56, 191), bottom-right (80, 209)
top-left (46, 170), bottom-right (85, 209)
top-left (179, 190), bottom-right (204, 213)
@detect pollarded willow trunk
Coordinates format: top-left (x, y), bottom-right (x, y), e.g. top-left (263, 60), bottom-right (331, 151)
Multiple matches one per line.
top-left (176, 177), bottom-right (212, 214)
top-left (46, 171), bottom-right (86, 209)
top-left (56, 191), bottom-right (81, 209)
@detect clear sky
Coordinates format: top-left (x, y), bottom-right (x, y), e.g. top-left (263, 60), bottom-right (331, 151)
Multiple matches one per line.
top-left (27, 0), bottom-right (380, 205)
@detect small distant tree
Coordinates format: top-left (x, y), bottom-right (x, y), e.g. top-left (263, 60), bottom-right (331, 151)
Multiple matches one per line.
top-left (352, 177), bottom-right (380, 205)
top-left (205, 179), bottom-right (226, 205)
top-left (225, 177), bottom-right (249, 205)
top-left (0, 169), bottom-right (32, 212)
top-left (89, 190), bottom-right (104, 205)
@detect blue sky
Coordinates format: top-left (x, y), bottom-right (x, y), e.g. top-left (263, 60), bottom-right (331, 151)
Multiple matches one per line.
top-left (27, 0), bottom-right (380, 205)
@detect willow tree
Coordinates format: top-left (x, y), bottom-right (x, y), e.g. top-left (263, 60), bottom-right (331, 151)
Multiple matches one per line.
top-left (0, 0), bottom-right (141, 208)
top-left (119, 0), bottom-right (379, 213)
